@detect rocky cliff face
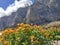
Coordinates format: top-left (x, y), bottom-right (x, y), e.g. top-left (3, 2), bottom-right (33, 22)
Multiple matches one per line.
top-left (26, 0), bottom-right (60, 24)
top-left (0, 0), bottom-right (60, 30)
top-left (0, 7), bottom-right (28, 30)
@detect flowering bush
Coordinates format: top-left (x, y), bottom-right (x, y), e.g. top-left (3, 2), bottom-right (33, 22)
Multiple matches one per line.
top-left (0, 23), bottom-right (60, 45)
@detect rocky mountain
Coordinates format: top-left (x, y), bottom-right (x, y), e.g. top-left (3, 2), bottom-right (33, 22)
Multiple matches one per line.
top-left (0, 0), bottom-right (60, 30)
top-left (26, 0), bottom-right (60, 24)
top-left (0, 7), bottom-right (28, 30)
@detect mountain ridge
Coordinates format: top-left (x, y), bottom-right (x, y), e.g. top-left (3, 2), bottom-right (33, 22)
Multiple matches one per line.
top-left (0, 0), bottom-right (60, 30)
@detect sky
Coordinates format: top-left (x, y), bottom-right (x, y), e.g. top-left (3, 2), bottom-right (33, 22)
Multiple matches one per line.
top-left (0, 0), bottom-right (14, 10)
top-left (0, 0), bottom-right (34, 18)
top-left (0, 0), bottom-right (34, 10)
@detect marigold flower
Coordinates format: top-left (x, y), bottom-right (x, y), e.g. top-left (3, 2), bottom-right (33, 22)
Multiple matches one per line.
top-left (30, 35), bottom-right (34, 39)
top-left (25, 24), bottom-right (30, 26)
top-left (8, 28), bottom-right (14, 33)
top-left (37, 26), bottom-right (40, 28)
top-left (41, 29), bottom-right (45, 33)
top-left (4, 40), bottom-right (8, 45)
top-left (35, 40), bottom-right (39, 43)
top-left (18, 27), bottom-right (22, 30)
top-left (20, 23), bottom-right (24, 26)
top-left (4, 30), bottom-right (9, 33)
top-left (1, 31), bottom-right (5, 35)
top-left (0, 37), bottom-right (3, 42)
top-left (34, 25), bottom-right (40, 29)
top-left (45, 33), bottom-right (50, 37)
top-left (17, 23), bottom-right (24, 27)
top-left (0, 32), bottom-right (4, 39)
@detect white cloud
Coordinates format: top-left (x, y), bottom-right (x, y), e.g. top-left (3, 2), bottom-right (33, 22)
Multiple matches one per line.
top-left (0, 0), bottom-right (33, 17)
top-left (0, 8), bottom-right (6, 17)
top-left (0, 8), bottom-right (5, 13)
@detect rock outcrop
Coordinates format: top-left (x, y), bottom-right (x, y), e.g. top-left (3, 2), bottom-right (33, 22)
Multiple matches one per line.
top-left (0, 0), bottom-right (60, 30)
top-left (26, 0), bottom-right (60, 24)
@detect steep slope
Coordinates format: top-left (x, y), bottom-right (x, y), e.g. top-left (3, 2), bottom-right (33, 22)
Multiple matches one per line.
top-left (0, 7), bottom-right (28, 30)
top-left (25, 0), bottom-right (60, 24)
top-left (0, 0), bottom-right (60, 30)
top-left (0, 0), bottom-right (33, 30)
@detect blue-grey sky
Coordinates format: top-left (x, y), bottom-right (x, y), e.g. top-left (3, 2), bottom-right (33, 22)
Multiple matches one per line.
top-left (0, 0), bottom-right (14, 10)
top-left (0, 0), bottom-right (34, 10)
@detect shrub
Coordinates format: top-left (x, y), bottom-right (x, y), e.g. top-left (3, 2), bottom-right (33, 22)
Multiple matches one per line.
top-left (0, 23), bottom-right (60, 45)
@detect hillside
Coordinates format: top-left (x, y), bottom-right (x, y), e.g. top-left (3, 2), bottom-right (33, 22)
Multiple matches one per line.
top-left (0, 0), bottom-right (60, 30)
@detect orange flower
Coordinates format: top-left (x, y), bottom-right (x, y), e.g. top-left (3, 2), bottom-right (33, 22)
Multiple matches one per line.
top-left (30, 35), bottom-right (34, 39)
top-left (35, 40), bottom-right (39, 43)
top-left (1, 31), bottom-right (5, 35)
top-left (34, 25), bottom-right (40, 29)
top-left (4, 40), bottom-right (8, 45)
top-left (37, 26), bottom-right (40, 28)
top-left (0, 37), bottom-right (3, 42)
top-left (4, 30), bottom-right (9, 33)
top-left (20, 23), bottom-right (24, 26)
top-left (21, 28), bottom-right (25, 30)
top-left (41, 29), bottom-right (45, 33)
top-left (45, 33), bottom-right (50, 37)
top-left (9, 30), bottom-right (14, 33)
top-left (17, 23), bottom-right (24, 27)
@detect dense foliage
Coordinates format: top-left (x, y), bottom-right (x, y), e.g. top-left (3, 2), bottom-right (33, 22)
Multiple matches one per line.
top-left (0, 23), bottom-right (60, 45)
